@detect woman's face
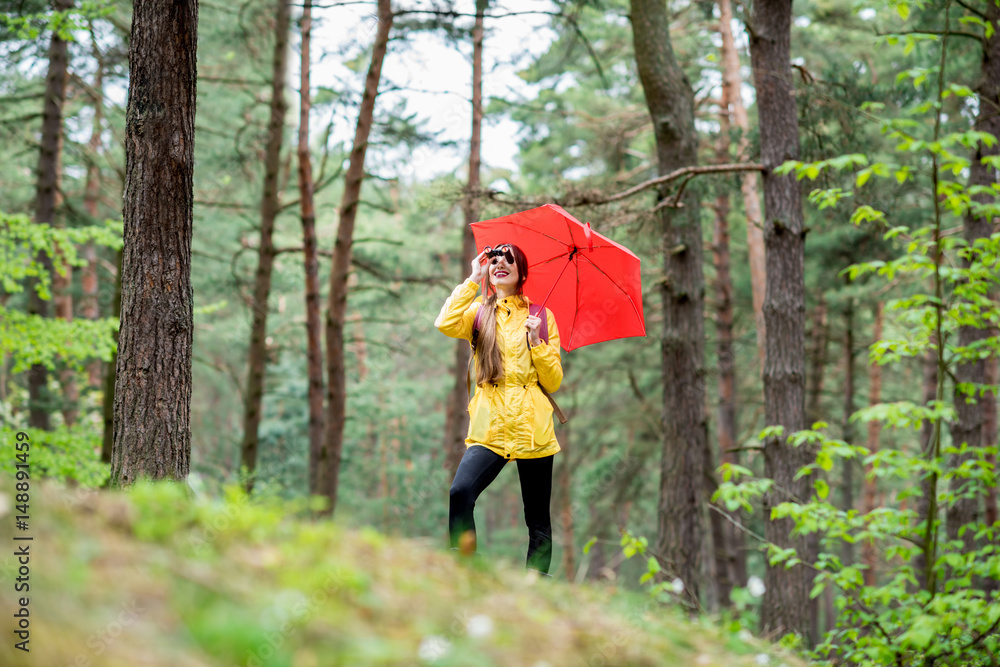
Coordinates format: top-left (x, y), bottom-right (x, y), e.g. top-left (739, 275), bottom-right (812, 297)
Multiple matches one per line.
top-left (488, 245), bottom-right (519, 289)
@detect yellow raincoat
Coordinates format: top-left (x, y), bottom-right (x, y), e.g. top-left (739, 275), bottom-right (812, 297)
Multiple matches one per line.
top-left (435, 278), bottom-right (563, 460)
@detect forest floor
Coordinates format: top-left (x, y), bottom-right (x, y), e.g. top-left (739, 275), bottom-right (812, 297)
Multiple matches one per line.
top-left (0, 477), bottom-right (806, 667)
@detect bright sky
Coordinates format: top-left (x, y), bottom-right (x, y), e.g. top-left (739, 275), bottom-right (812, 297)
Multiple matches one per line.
top-left (307, 0), bottom-right (559, 183)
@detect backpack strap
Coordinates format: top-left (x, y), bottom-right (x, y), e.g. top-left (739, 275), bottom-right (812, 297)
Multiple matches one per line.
top-left (528, 303), bottom-right (549, 344)
top-left (526, 304), bottom-right (567, 424)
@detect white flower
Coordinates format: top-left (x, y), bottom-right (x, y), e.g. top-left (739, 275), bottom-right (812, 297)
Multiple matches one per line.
top-left (671, 577), bottom-right (685, 594)
top-left (738, 629), bottom-right (754, 642)
top-left (755, 654), bottom-right (771, 666)
top-left (747, 575), bottom-right (766, 598)
top-left (466, 614), bottom-right (493, 638)
top-left (418, 635), bottom-right (451, 662)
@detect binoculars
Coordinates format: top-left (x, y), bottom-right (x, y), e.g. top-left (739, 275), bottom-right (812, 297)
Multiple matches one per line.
top-left (484, 245), bottom-right (514, 265)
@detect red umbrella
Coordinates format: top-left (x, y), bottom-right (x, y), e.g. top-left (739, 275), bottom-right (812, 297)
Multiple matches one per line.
top-left (470, 203), bottom-right (645, 351)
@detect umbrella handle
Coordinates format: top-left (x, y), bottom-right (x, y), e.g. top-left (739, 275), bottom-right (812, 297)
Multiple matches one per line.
top-left (537, 255), bottom-right (574, 313)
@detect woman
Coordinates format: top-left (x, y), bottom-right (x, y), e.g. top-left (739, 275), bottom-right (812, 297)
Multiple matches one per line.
top-left (434, 242), bottom-right (562, 576)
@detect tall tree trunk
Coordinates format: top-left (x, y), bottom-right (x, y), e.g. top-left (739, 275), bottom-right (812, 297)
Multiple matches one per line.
top-left (804, 295), bottom-right (828, 640)
top-left (841, 296), bottom-right (855, 568)
top-left (913, 346), bottom-right (938, 590)
top-left (318, 0), bottom-right (393, 517)
top-left (862, 301), bottom-right (883, 587)
top-left (806, 297), bottom-right (828, 425)
top-left (630, 0), bottom-right (706, 604)
top-left (444, 0), bottom-right (487, 482)
top-left (28, 0), bottom-right (74, 431)
top-left (240, 0), bottom-right (291, 494)
top-left (559, 423), bottom-right (575, 580)
top-left (710, 84), bottom-right (742, 605)
top-left (112, 0), bottom-right (198, 485)
top-left (298, 0), bottom-right (325, 497)
top-left (947, 1), bottom-right (1000, 552)
top-left (984, 353), bottom-right (998, 531)
top-left (719, 0), bottom-right (766, 373)
top-left (748, 0), bottom-right (811, 641)
top-left (101, 249), bottom-right (122, 467)
top-left (83, 32), bottom-right (104, 389)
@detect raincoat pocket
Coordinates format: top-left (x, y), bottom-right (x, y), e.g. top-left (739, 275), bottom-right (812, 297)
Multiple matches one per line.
top-left (529, 386), bottom-right (555, 446)
top-left (467, 387), bottom-right (492, 442)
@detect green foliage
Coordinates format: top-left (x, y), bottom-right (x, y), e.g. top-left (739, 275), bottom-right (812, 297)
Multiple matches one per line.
top-left (0, 212), bottom-right (121, 372)
top-left (0, 424), bottom-right (109, 486)
top-left (715, 4), bottom-right (1000, 661)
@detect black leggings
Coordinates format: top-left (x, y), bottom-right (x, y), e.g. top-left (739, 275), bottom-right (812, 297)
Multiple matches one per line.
top-left (448, 444), bottom-right (554, 573)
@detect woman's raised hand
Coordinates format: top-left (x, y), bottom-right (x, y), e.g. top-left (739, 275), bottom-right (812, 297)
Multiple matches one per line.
top-left (469, 249), bottom-right (489, 283)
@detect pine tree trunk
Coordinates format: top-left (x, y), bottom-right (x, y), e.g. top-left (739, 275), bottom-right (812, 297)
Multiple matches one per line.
top-left (748, 0), bottom-right (811, 640)
top-left (914, 346), bottom-right (938, 590)
top-left (840, 296), bottom-right (855, 567)
top-left (862, 301), bottom-right (883, 587)
top-left (710, 90), bottom-right (741, 605)
top-left (630, 0), bottom-right (706, 604)
top-left (240, 0), bottom-right (291, 494)
top-left (28, 0), bottom-right (74, 430)
top-left (297, 0), bottom-right (325, 497)
top-left (947, 2), bottom-right (999, 552)
top-left (82, 44), bottom-right (104, 389)
top-left (101, 249), bottom-right (122, 467)
top-left (444, 0), bottom-right (487, 482)
top-left (559, 423), bottom-right (575, 580)
top-left (719, 0), bottom-right (766, 372)
top-left (112, 0), bottom-right (198, 485)
top-left (318, 0), bottom-right (393, 517)
top-left (984, 353), bottom-right (998, 530)
top-left (806, 297), bottom-right (828, 425)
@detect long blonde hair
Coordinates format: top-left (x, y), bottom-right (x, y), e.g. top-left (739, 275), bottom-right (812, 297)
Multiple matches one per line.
top-left (473, 244), bottom-right (529, 386)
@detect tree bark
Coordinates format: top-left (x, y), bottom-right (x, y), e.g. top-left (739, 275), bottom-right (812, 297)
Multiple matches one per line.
top-left (984, 353), bottom-right (998, 531)
top-left (101, 249), bottom-right (122, 467)
top-left (318, 0), bottom-right (393, 517)
top-left (112, 0), bottom-right (198, 486)
top-left (240, 0), bottom-right (291, 495)
top-left (82, 35), bottom-right (104, 389)
top-left (862, 301), bottom-right (883, 587)
top-left (840, 296), bottom-right (855, 568)
top-left (947, 0), bottom-right (1000, 553)
top-left (806, 297), bottom-right (828, 425)
top-left (630, 0), bottom-right (706, 604)
top-left (297, 0), bottom-right (326, 497)
top-left (710, 80), bottom-right (742, 605)
top-left (748, 0), bottom-right (812, 641)
top-left (719, 0), bottom-right (766, 372)
top-left (28, 0), bottom-right (74, 431)
top-left (444, 0), bottom-right (487, 482)
top-left (559, 423), bottom-right (575, 580)
top-left (913, 346), bottom-right (938, 590)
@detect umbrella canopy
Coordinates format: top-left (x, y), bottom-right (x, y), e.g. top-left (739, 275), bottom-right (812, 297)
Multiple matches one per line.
top-left (470, 203), bottom-right (645, 351)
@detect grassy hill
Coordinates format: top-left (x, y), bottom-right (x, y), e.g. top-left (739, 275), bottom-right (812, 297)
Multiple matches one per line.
top-left (0, 476), bottom-right (805, 667)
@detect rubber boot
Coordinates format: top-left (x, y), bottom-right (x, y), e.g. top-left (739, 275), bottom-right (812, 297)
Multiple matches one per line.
top-left (450, 547), bottom-right (484, 560)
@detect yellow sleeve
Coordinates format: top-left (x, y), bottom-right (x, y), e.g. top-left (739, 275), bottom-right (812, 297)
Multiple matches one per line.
top-left (529, 308), bottom-right (562, 393)
top-left (434, 278), bottom-right (481, 341)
